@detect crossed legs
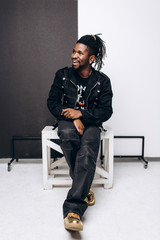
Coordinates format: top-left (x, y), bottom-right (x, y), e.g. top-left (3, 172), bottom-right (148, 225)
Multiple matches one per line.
top-left (58, 120), bottom-right (100, 218)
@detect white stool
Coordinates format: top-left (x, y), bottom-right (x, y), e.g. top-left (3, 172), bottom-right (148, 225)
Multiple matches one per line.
top-left (42, 126), bottom-right (114, 190)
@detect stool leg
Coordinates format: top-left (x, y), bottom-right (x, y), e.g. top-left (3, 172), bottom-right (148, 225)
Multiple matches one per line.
top-left (42, 133), bottom-right (52, 190)
top-left (47, 145), bottom-right (51, 175)
top-left (104, 135), bottom-right (114, 189)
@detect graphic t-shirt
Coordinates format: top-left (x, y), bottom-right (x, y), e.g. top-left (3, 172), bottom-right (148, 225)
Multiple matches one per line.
top-left (75, 74), bottom-right (90, 110)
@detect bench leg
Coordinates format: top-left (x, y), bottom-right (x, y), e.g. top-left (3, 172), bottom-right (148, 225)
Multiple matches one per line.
top-left (103, 135), bottom-right (114, 189)
top-left (43, 183), bottom-right (53, 190)
top-left (42, 133), bottom-right (50, 189)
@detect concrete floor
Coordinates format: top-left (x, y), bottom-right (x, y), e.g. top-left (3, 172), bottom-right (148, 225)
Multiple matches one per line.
top-left (0, 159), bottom-right (160, 240)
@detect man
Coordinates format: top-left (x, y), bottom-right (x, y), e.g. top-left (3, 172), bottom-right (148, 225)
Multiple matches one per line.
top-left (47, 34), bottom-right (113, 231)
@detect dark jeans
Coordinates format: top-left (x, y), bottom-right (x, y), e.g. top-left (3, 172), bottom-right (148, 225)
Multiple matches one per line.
top-left (58, 120), bottom-right (100, 219)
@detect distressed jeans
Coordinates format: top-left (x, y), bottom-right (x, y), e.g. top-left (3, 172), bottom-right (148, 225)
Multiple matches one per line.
top-left (58, 120), bottom-right (100, 219)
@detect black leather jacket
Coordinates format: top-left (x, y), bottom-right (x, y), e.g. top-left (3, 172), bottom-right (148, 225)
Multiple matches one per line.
top-left (47, 67), bottom-right (113, 126)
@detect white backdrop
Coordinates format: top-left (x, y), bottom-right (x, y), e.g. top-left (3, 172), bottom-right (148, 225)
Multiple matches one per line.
top-left (78, 0), bottom-right (160, 157)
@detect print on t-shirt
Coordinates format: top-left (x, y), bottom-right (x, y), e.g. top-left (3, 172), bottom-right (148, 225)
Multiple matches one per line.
top-left (76, 84), bottom-right (86, 109)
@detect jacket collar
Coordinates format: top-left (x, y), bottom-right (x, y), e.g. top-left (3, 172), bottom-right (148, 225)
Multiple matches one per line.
top-left (69, 67), bottom-right (100, 88)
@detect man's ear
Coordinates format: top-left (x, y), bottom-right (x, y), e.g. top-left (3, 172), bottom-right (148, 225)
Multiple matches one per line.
top-left (89, 55), bottom-right (96, 64)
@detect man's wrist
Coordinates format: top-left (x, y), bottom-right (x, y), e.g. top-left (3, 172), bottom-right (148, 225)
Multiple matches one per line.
top-left (78, 110), bottom-right (82, 118)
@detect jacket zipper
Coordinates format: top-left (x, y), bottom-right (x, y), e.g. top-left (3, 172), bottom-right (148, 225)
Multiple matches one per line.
top-left (70, 79), bottom-right (78, 108)
top-left (86, 82), bottom-right (98, 108)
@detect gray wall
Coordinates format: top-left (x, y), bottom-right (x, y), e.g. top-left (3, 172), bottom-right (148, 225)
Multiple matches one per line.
top-left (0, 0), bottom-right (77, 157)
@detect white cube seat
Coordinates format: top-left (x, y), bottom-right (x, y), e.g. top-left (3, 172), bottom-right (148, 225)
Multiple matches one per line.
top-left (42, 126), bottom-right (113, 189)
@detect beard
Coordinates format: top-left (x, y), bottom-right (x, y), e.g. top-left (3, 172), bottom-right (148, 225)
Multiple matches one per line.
top-left (72, 64), bottom-right (79, 71)
top-left (72, 63), bottom-right (86, 71)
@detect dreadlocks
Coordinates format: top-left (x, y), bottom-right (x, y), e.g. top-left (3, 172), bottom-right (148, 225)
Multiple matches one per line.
top-left (77, 34), bottom-right (106, 71)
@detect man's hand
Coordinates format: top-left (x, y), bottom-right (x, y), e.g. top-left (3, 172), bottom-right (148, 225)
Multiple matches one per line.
top-left (62, 108), bottom-right (82, 119)
top-left (73, 119), bottom-right (85, 135)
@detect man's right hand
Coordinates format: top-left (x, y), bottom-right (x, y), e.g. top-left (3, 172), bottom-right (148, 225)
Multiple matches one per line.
top-left (73, 119), bottom-right (85, 135)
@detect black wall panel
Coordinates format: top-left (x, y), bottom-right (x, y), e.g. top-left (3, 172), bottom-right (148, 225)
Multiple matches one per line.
top-left (0, 0), bottom-right (77, 157)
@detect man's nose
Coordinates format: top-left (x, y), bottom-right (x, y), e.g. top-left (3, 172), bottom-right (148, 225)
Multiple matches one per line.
top-left (72, 52), bottom-right (78, 58)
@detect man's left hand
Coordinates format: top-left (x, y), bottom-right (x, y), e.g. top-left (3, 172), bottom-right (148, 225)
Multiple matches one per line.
top-left (62, 108), bottom-right (82, 119)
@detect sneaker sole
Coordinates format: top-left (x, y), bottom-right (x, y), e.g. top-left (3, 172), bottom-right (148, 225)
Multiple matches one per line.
top-left (65, 224), bottom-right (83, 231)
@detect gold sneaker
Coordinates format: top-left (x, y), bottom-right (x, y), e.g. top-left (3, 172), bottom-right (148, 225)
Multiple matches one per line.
top-left (64, 213), bottom-right (83, 231)
top-left (85, 189), bottom-right (95, 206)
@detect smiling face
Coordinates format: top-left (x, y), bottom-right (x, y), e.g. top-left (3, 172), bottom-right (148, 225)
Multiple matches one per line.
top-left (71, 43), bottom-right (95, 70)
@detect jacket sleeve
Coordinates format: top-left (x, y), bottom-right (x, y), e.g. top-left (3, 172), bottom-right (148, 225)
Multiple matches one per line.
top-left (47, 70), bottom-right (64, 119)
top-left (80, 77), bottom-right (113, 125)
